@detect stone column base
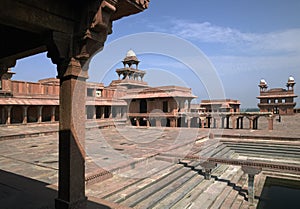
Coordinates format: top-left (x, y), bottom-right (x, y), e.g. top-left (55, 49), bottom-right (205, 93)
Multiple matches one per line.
top-left (55, 197), bottom-right (87, 209)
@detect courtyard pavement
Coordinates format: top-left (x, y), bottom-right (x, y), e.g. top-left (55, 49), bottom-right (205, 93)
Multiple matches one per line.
top-left (0, 114), bottom-right (299, 208)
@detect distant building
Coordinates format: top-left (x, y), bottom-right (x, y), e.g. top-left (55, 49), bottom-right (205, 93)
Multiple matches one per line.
top-left (200, 99), bottom-right (241, 113)
top-left (257, 77), bottom-right (297, 115)
top-left (0, 50), bottom-right (196, 127)
top-left (116, 50), bottom-right (197, 127)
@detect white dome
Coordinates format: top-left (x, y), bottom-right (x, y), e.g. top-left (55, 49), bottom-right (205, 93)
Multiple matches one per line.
top-left (260, 79), bottom-right (267, 84)
top-left (126, 49), bottom-right (136, 57)
top-left (288, 76), bottom-right (295, 81)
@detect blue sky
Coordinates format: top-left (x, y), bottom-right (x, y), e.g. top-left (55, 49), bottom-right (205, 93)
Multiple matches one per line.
top-left (11, 0), bottom-right (300, 108)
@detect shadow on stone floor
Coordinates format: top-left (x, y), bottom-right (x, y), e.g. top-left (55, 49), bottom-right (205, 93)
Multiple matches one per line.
top-left (0, 169), bottom-right (111, 209)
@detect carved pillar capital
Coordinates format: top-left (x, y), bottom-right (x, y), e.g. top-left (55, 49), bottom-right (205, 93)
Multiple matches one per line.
top-left (242, 166), bottom-right (261, 176)
top-left (47, 0), bottom-right (118, 79)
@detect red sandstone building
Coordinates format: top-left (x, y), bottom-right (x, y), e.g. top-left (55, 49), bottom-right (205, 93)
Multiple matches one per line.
top-left (0, 50), bottom-right (276, 131)
top-left (0, 50), bottom-right (196, 127)
top-left (200, 99), bottom-right (241, 113)
top-left (257, 77), bottom-right (297, 115)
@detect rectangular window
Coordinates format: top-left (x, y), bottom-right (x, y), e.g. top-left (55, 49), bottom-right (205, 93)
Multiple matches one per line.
top-left (87, 88), bottom-right (94, 97)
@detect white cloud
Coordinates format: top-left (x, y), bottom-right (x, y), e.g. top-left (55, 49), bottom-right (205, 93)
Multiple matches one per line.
top-left (210, 54), bottom-right (300, 75)
top-left (158, 19), bottom-right (300, 54)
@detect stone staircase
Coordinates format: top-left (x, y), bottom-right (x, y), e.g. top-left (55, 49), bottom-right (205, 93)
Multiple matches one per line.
top-left (86, 140), bottom-right (256, 209)
top-left (222, 141), bottom-right (300, 161)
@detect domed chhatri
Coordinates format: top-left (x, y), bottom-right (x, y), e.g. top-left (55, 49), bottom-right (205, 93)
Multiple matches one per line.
top-left (260, 79), bottom-right (267, 84)
top-left (258, 78), bottom-right (268, 91)
top-left (123, 49), bottom-right (140, 68)
top-left (287, 75), bottom-right (296, 90)
top-left (114, 49), bottom-right (146, 86)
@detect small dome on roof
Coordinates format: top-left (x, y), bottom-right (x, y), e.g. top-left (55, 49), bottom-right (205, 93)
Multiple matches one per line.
top-left (260, 79), bottom-right (267, 84)
top-left (288, 76), bottom-right (295, 82)
top-left (126, 49), bottom-right (136, 58)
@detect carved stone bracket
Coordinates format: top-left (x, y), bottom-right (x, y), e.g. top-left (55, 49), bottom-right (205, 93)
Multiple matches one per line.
top-left (47, 0), bottom-right (118, 79)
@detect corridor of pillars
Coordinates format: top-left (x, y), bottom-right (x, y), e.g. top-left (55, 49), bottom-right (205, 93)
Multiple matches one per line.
top-left (0, 105), bottom-right (59, 125)
top-left (131, 115), bottom-right (273, 130)
top-left (86, 106), bottom-right (127, 120)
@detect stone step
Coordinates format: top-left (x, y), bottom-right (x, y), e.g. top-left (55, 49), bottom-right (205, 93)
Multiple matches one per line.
top-left (134, 170), bottom-right (198, 209)
top-left (118, 166), bottom-right (192, 207)
top-left (89, 160), bottom-right (172, 198)
top-left (103, 161), bottom-right (181, 202)
top-left (223, 142), bottom-right (300, 151)
top-left (231, 148), bottom-right (300, 159)
top-left (229, 145), bottom-right (300, 155)
top-left (225, 143), bottom-right (300, 153)
top-left (151, 175), bottom-right (205, 209)
top-left (170, 179), bottom-right (215, 209)
top-left (192, 139), bottom-right (222, 157)
top-left (218, 168), bottom-right (247, 209)
top-left (171, 164), bottom-right (235, 209)
top-left (208, 166), bottom-right (244, 209)
top-left (210, 145), bottom-right (230, 157)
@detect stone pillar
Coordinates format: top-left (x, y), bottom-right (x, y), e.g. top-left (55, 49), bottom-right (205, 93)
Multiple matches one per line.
top-left (170, 118), bottom-right (176, 127)
top-left (200, 117), bottom-right (206, 129)
top-left (44, 2), bottom-right (149, 208)
top-left (231, 116), bottom-right (237, 129)
top-left (146, 119), bottom-right (150, 127)
top-left (187, 99), bottom-right (191, 112)
top-left (187, 117), bottom-right (191, 128)
top-left (109, 107), bottom-right (112, 119)
top-left (248, 118), bottom-right (253, 129)
top-left (92, 106), bottom-right (96, 120)
top-left (221, 117), bottom-right (225, 128)
top-left (55, 59), bottom-right (87, 209)
top-left (135, 118), bottom-right (140, 127)
top-left (200, 162), bottom-right (217, 180)
top-left (267, 116), bottom-right (274, 130)
top-left (242, 166), bottom-right (261, 204)
top-left (22, 106), bottom-right (29, 124)
top-left (156, 118), bottom-right (161, 127)
top-left (101, 106), bottom-right (105, 119)
top-left (5, 106), bottom-right (12, 125)
top-left (51, 106), bottom-right (56, 122)
top-left (37, 106), bottom-right (43, 123)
